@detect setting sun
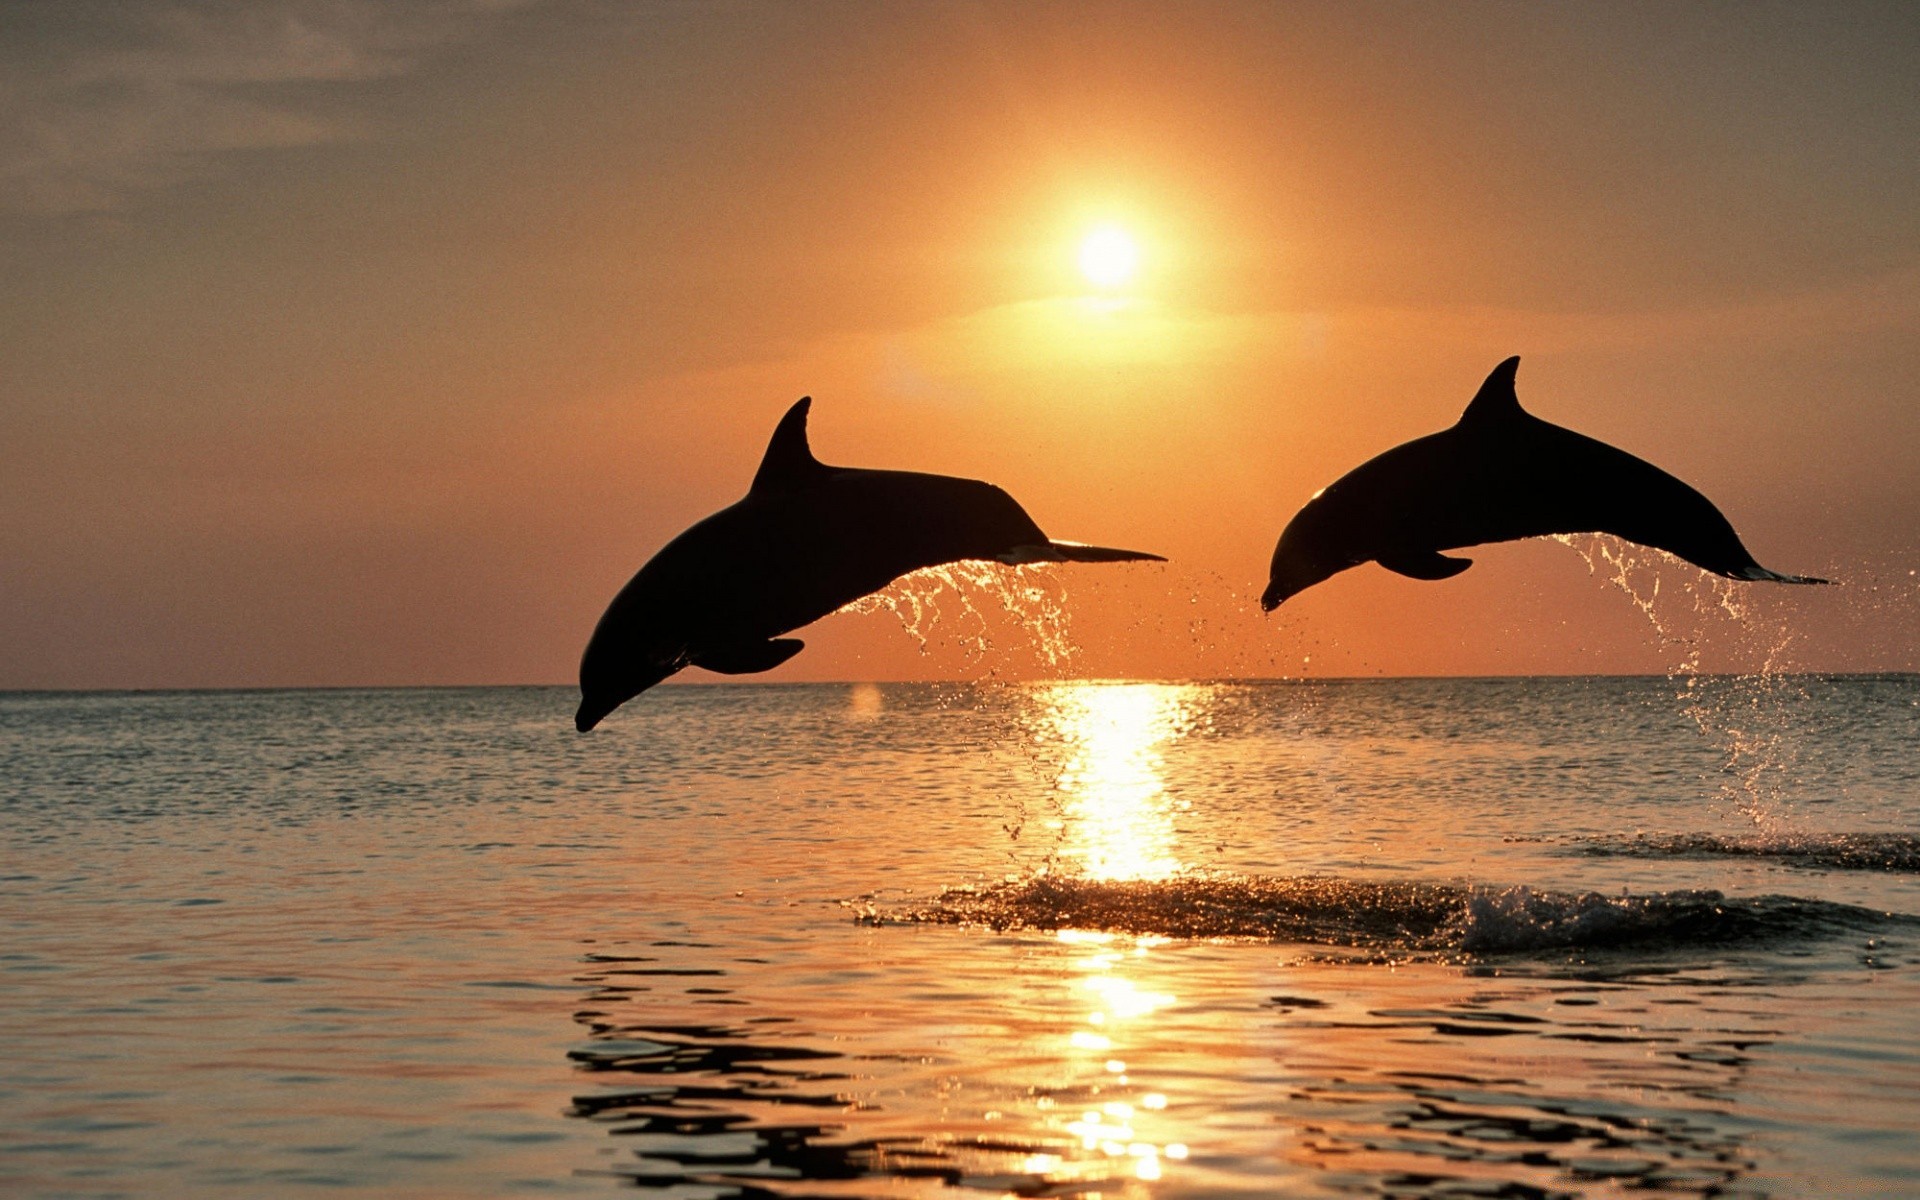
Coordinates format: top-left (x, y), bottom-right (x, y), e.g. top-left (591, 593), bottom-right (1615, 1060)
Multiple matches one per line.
top-left (1078, 224), bottom-right (1140, 287)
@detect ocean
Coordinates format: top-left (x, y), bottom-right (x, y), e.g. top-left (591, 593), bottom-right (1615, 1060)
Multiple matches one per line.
top-left (4, 675), bottom-right (1918, 1198)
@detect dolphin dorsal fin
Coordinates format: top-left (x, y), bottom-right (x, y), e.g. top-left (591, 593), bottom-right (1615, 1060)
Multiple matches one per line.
top-left (750, 397), bottom-right (824, 493)
top-left (1459, 356), bottom-right (1525, 425)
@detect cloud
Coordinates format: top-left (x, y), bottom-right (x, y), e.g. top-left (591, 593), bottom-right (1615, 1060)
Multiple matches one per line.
top-left (0, 0), bottom-right (524, 214)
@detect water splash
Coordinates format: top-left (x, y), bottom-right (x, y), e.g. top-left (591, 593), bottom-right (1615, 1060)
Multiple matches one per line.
top-left (1553, 536), bottom-right (1811, 828)
top-left (872, 871), bottom-right (1903, 959)
top-left (1550, 535), bottom-right (1789, 670)
top-left (839, 561), bottom-right (1078, 672)
top-left (1581, 832), bottom-right (1920, 873)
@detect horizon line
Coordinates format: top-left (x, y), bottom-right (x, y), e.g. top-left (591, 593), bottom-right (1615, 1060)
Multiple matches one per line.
top-left (3, 670), bottom-right (1915, 697)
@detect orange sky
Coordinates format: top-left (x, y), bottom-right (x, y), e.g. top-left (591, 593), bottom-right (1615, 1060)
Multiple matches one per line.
top-left (2, 2), bottom-right (1916, 689)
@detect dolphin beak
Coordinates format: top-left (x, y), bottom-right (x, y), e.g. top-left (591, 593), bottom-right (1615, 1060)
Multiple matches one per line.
top-left (574, 697), bottom-right (613, 733)
top-left (1259, 582), bottom-right (1290, 612)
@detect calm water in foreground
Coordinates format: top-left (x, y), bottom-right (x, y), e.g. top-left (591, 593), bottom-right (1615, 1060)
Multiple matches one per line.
top-left (3, 677), bottom-right (1919, 1199)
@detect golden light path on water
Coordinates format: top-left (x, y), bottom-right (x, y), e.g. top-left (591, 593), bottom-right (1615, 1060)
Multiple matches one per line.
top-left (1031, 683), bottom-right (1206, 1184)
top-left (1044, 929), bottom-right (1189, 1185)
top-left (1044, 682), bottom-right (1200, 883)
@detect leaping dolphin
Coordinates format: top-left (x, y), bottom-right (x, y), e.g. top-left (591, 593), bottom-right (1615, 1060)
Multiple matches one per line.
top-left (577, 397), bottom-right (1164, 730)
top-left (1262, 357), bottom-right (1827, 610)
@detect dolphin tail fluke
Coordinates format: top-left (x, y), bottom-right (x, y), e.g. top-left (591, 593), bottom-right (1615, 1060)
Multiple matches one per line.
top-left (1001, 540), bottom-right (1165, 565)
top-left (1733, 565), bottom-right (1831, 585)
top-left (1048, 540), bottom-right (1166, 564)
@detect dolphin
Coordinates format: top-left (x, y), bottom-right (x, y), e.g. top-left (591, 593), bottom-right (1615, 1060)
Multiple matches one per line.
top-left (1261, 357), bottom-right (1827, 610)
top-left (576, 397), bottom-right (1164, 730)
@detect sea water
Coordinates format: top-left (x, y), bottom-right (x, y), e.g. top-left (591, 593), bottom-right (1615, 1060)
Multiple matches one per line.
top-left (3, 676), bottom-right (1918, 1198)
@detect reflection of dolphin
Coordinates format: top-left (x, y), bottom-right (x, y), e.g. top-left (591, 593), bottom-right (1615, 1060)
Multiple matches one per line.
top-left (577, 397), bottom-right (1164, 730)
top-left (1262, 357), bottom-right (1828, 610)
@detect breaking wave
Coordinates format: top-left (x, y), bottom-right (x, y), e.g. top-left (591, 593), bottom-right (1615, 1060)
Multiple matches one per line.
top-left (866, 872), bottom-right (1907, 957)
top-left (1579, 832), bottom-right (1920, 873)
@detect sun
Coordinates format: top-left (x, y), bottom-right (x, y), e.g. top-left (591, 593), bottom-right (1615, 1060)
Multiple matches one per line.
top-left (1078, 224), bottom-right (1140, 288)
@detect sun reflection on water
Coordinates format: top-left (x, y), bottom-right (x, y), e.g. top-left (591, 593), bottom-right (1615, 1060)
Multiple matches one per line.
top-left (1041, 682), bottom-right (1201, 882)
top-left (1020, 685), bottom-right (1213, 1184)
top-left (1049, 929), bottom-right (1189, 1184)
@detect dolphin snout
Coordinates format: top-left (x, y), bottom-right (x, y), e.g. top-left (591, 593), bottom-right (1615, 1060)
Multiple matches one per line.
top-left (575, 697), bottom-right (614, 733)
top-left (1263, 549), bottom-right (1331, 612)
top-left (1260, 582), bottom-right (1293, 611)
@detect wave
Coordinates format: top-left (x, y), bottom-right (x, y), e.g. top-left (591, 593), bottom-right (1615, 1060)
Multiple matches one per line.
top-left (868, 872), bottom-right (1905, 957)
top-left (1578, 832), bottom-right (1920, 872)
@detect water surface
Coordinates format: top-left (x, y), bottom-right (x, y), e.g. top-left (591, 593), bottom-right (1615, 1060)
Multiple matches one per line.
top-left (3, 677), bottom-right (1918, 1197)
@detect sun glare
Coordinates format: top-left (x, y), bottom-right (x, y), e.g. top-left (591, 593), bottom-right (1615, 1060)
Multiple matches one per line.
top-left (1078, 225), bottom-right (1140, 288)
top-left (1045, 683), bottom-right (1196, 881)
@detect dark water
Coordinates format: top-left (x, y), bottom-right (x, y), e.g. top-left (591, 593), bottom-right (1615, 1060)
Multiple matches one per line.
top-left (3, 677), bottom-right (1918, 1197)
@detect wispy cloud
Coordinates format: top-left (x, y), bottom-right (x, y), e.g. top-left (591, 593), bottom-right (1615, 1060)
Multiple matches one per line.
top-left (0, 0), bottom-right (523, 214)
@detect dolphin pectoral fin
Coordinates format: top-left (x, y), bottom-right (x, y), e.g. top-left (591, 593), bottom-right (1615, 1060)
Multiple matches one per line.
top-left (691, 638), bottom-right (806, 675)
top-left (998, 540), bottom-right (1167, 565)
top-left (1377, 550), bottom-right (1474, 581)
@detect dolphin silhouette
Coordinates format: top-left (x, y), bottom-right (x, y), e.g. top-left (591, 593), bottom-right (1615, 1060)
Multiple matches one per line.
top-left (1261, 357), bottom-right (1827, 610)
top-left (577, 397), bottom-right (1164, 730)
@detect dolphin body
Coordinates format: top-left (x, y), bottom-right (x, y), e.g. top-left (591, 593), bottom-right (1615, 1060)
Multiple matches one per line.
top-left (1261, 357), bottom-right (1827, 610)
top-left (577, 397), bottom-right (1164, 730)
